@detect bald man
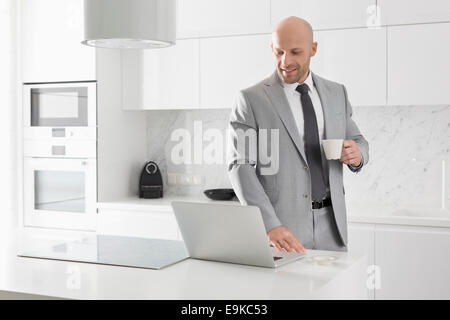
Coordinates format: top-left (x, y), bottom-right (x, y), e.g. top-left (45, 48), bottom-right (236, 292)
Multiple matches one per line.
top-left (227, 17), bottom-right (369, 253)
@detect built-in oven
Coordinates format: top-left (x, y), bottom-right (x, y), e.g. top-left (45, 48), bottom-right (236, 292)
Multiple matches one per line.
top-left (23, 81), bottom-right (96, 140)
top-left (23, 157), bottom-right (97, 230)
top-left (22, 81), bottom-right (97, 231)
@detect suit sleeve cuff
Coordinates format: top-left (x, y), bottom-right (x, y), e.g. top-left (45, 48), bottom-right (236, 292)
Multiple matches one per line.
top-left (348, 154), bottom-right (364, 172)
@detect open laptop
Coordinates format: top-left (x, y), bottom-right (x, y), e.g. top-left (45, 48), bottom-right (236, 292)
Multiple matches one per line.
top-left (171, 201), bottom-right (306, 268)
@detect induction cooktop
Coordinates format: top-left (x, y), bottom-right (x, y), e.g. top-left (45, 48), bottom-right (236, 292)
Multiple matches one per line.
top-left (18, 234), bottom-right (190, 270)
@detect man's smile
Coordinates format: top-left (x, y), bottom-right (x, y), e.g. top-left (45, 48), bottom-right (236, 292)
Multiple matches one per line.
top-left (281, 67), bottom-right (297, 75)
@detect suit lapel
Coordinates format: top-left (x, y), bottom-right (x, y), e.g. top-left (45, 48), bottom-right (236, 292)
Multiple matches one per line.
top-left (311, 71), bottom-right (333, 140)
top-left (312, 71), bottom-right (342, 140)
top-left (263, 70), bottom-right (307, 164)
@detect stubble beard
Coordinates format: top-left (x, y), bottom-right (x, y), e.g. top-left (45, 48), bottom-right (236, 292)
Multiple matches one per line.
top-left (278, 63), bottom-right (309, 84)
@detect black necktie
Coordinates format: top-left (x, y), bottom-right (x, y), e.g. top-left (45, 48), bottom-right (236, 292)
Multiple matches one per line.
top-left (295, 83), bottom-right (327, 202)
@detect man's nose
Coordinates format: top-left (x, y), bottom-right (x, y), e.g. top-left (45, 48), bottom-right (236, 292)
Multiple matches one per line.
top-left (281, 53), bottom-right (293, 67)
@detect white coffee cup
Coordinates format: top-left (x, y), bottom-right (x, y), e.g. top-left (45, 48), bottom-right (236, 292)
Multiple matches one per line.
top-left (322, 139), bottom-right (344, 160)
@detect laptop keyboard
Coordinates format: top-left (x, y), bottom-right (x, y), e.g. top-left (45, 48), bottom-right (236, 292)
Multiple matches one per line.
top-left (273, 256), bottom-right (283, 261)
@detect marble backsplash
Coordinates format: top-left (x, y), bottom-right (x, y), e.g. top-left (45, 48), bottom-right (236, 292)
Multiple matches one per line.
top-left (146, 109), bottom-right (232, 198)
top-left (343, 105), bottom-right (450, 210)
top-left (146, 105), bottom-right (450, 209)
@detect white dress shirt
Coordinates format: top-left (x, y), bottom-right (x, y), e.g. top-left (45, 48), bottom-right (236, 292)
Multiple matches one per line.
top-left (278, 70), bottom-right (331, 197)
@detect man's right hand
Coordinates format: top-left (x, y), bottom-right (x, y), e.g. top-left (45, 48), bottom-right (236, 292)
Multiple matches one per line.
top-left (267, 226), bottom-right (306, 253)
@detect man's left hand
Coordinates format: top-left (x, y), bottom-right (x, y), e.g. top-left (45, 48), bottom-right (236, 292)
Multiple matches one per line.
top-left (340, 140), bottom-right (362, 167)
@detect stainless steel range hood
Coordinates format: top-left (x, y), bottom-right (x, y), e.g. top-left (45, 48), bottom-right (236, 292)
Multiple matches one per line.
top-left (82, 0), bottom-right (176, 49)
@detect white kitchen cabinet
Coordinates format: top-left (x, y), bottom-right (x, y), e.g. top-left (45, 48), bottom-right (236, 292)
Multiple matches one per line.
top-left (271, 0), bottom-right (377, 30)
top-left (348, 223), bottom-right (375, 265)
top-left (97, 208), bottom-right (181, 240)
top-left (348, 222), bottom-right (375, 300)
top-left (176, 0), bottom-right (271, 39)
top-left (200, 34), bottom-right (273, 108)
top-left (375, 224), bottom-right (450, 299)
top-left (387, 23), bottom-right (450, 105)
top-left (379, 0), bottom-right (450, 25)
top-left (310, 27), bottom-right (386, 106)
top-left (20, 0), bottom-right (95, 83)
top-left (121, 39), bottom-right (199, 110)
top-left (176, 0), bottom-right (199, 38)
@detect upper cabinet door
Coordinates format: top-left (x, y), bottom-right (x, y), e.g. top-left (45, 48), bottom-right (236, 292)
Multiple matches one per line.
top-left (310, 27), bottom-right (387, 106)
top-left (387, 23), bottom-right (450, 106)
top-left (121, 39), bottom-right (199, 110)
top-left (20, 0), bottom-right (95, 83)
top-left (271, 0), bottom-right (377, 30)
top-left (379, 0), bottom-right (450, 25)
top-left (200, 34), bottom-right (274, 109)
top-left (176, 0), bottom-right (271, 38)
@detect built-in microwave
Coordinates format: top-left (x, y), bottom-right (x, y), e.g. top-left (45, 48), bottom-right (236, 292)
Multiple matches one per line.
top-left (22, 81), bottom-right (97, 140)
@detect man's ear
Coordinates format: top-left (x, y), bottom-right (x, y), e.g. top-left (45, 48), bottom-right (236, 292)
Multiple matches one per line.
top-left (311, 42), bottom-right (318, 57)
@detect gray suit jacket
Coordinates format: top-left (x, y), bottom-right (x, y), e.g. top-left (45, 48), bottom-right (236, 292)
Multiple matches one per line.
top-left (227, 70), bottom-right (369, 246)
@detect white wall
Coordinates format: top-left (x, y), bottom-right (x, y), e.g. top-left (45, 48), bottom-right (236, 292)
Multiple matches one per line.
top-left (96, 49), bottom-right (147, 202)
top-left (0, 0), bottom-right (17, 228)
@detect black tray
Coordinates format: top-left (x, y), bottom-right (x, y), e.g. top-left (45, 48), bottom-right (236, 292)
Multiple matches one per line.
top-left (203, 188), bottom-right (236, 200)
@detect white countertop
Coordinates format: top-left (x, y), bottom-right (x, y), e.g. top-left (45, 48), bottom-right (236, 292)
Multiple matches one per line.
top-left (0, 218), bottom-right (367, 300)
top-left (98, 195), bottom-right (450, 228)
top-left (97, 195), bottom-right (240, 212)
top-left (346, 202), bottom-right (450, 228)
top-left (4, 195), bottom-right (445, 299)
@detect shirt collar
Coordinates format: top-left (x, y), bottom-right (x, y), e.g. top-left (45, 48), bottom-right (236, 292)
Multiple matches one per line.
top-left (278, 69), bottom-right (314, 93)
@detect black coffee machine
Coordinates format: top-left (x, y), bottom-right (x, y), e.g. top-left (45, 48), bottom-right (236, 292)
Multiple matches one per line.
top-left (139, 161), bottom-right (163, 198)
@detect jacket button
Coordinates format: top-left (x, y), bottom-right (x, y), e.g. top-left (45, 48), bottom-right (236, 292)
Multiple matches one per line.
top-left (303, 194), bottom-right (309, 198)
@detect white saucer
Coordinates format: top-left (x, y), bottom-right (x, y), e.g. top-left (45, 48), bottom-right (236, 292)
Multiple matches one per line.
top-left (307, 255), bottom-right (338, 265)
